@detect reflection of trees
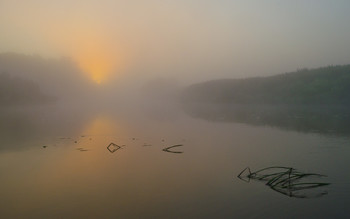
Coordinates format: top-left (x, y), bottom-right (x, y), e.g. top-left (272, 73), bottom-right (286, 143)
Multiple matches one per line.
top-left (184, 103), bottom-right (350, 136)
top-left (0, 107), bottom-right (89, 151)
top-left (238, 166), bottom-right (330, 199)
top-left (162, 144), bottom-right (184, 154)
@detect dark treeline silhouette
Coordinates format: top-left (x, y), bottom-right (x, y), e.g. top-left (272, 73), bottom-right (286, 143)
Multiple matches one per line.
top-left (0, 73), bottom-right (53, 105)
top-left (183, 65), bottom-right (350, 105)
top-left (0, 52), bottom-right (97, 105)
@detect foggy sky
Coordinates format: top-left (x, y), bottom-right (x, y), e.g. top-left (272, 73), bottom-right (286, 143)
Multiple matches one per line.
top-left (1, 0), bottom-right (350, 84)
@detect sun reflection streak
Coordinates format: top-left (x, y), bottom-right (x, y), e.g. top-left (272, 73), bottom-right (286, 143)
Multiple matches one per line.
top-left (30, 116), bottom-right (129, 192)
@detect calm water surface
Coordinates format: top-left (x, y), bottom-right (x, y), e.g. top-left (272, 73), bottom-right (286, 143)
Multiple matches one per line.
top-left (0, 103), bottom-right (350, 218)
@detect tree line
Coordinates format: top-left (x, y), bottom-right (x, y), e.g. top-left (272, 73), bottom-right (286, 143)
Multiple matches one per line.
top-left (183, 65), bottom-right (350, 105)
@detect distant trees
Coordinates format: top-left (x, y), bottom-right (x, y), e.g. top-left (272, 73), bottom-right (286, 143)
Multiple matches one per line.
top-left (0, 73), bottom-right (52, 105)
top-left (0, 53), bottom-right (97, 103)
top-left (183, 65), bottom-right (350, 105)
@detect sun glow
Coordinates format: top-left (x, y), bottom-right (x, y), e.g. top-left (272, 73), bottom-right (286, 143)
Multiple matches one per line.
top-left (44, 19), bottom-right (124, 84)
top-left (72, 35), bottom-right (122, 84)
top-left (76, 50), bottom-right (115, 84)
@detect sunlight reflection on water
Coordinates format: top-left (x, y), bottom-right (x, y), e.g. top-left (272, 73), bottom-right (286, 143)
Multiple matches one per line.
top-left (0, 105), bottom-right (350, 218)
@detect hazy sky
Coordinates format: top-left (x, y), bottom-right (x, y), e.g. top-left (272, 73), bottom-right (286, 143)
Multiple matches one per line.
top-left (1, 0), bottom-right (350, 83)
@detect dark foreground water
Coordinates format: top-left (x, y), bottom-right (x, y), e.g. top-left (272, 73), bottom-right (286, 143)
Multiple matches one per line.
top-left (1, 103), bottom-right (350, 218)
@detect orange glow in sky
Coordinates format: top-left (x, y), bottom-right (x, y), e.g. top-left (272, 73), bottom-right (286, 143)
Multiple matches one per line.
top-left (42, 18), bottom-right (124, 84)
top-left (72, 36), bottom-right (122, 84)
top-left (76, 48), bottom-right (115, 84)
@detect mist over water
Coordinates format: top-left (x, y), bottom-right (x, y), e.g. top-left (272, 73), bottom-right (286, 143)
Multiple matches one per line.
top-left (2, 1), bottom-right (350, 217)
top-left (0, 54), bottom-right (350, 218)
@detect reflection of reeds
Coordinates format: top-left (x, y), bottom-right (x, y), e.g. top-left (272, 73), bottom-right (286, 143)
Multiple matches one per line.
top-left (162, 144), bottom-right (184, 154)
top-left (107, 143), bottom-right (122, 153)
top-left (238, 166), bottom-right (330, 198)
